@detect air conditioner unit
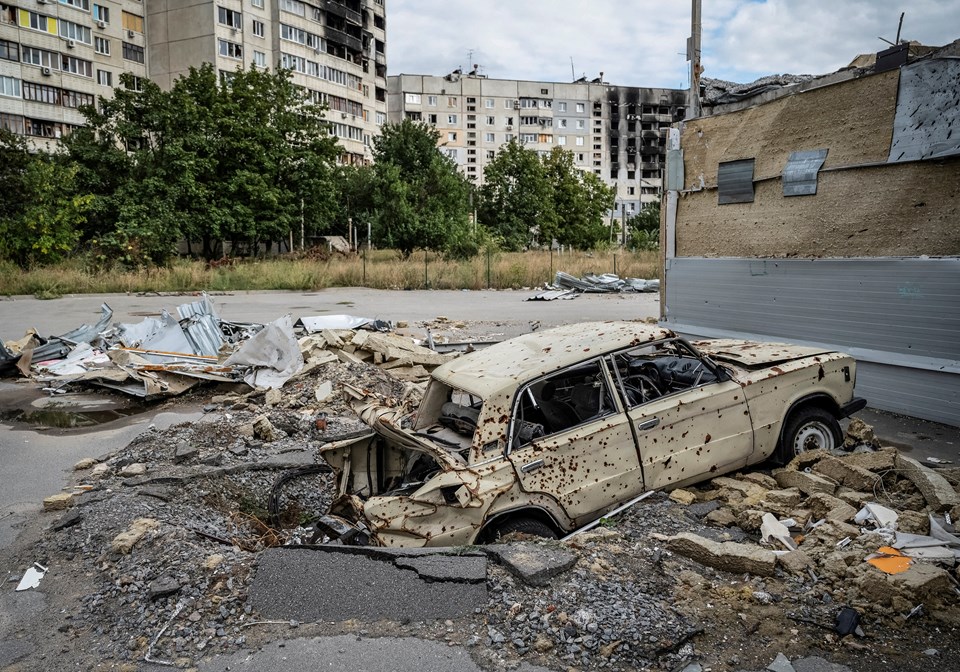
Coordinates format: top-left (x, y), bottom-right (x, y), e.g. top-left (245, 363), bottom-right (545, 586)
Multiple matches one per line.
top-left (513, 101), bottom-right (520, 109)
top-left (66, 39), bottom-right (75, 48)
top-left (505, 125), bottom-right (512, 130)
top-left (341, 113), bottom-right (347, 119)
top-left (96, 20), bottom-right (106, 29)
top-left (127, 29), bottom-right (135, 38)
top-left (37, 0), bottom-right (48, 4)
top-left (41, 66), bottom-right (52, 75)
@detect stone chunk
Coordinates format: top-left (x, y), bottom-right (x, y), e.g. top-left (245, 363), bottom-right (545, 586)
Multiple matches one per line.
top-left (777, 549), bottom-right (815, 575)
top-left (486, 544), bottom-right (577, 587)
top-left (813, 456), bottom-right (879, 492)
top-left (665, 532), bottom-right (777, 576)
top-left (110, 518), bottom-right (159, 554)
top-left (264, 388), bottom-right (283, 407)
top-left (253, 415), bottom-right (278, 442)
top-left (764, 487), bottom-right (803, 508)
top-left (737, 509), bottom-right (766, 531)
top-left (739, 472), bottom-right (779, 490)
top-left (686, 500), bottom-right (721, 519)
top-left (119, 463), bottom-right (146, 477)
top-left (767, 652), bottom-right (796, 672)
top-left (842, 447), bottom-right (897, 472)
top-left (897, 510), bottom-right (929, 534)
top-left (710, 477), bottom-right (767, 497)
top-left (805, 492), bottom-right (858, 523)
top-left (43, 493), bottom-right (74, 511)
top-left (785, 449), bottom-right (830, 472)
top-left (704, 508), bottom-right (737, 527)
top-left (173, 441), bottom-right (199, 464)
top-left (669, 489), bottom-right (698, 505)
top-left (835, 488), bottom-right (872, 507)
top-left (73, 458), bottom-right (97, 471)
top-left (774, 469), bottom-right (837, 496)
top-left (148, 576), bottom-right (181, 600)
top-left (843, 417), bottom-right (881, 449)
top-left (895, 454), bottom-right (959, 511)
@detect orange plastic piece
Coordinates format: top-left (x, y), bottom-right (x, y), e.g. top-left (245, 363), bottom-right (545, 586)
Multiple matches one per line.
top-left (866, 546), bottom-right (912, 575)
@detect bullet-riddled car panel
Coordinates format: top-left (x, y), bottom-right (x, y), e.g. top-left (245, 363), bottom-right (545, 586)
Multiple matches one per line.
top-left (318, 322), bottom-right (865, 547)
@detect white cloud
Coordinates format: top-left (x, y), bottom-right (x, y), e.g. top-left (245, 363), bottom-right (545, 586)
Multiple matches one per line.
top-left (386, 0), bottom-right (960, 87)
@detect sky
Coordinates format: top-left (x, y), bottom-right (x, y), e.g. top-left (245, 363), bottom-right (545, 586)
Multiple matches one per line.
top-left (386, 0), bottom-right (960, 88)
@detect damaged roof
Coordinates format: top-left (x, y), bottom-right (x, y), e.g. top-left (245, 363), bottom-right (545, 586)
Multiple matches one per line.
top-left (431, 321), bottom-right (673, 398)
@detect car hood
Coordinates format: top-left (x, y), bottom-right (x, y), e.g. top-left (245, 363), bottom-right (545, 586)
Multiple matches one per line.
top-left (692, 339), bottom-right (834, 369)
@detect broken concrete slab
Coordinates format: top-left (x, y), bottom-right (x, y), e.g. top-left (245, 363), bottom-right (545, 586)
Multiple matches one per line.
top-left (894, 454), bottom-right (960, 511)
top-left (805, 492), bottom-right (858, 523)
top-left (704, 507), bottom-right (737, 527)
top-left (767, 652), bottom-right (796, 672)
top-left (109, 517), bottom-right (159, 554)
top-left (710, 476), bottom-right (767, 498)
top-left (813, 456), bottom-right (879, 492)
top-left (249, 547), bottom-right (487, 622)
top-left (669, 488), bottom-right (698, 505)
top-left (686, 500), bottom-right (721, 519)
top-left (173, 441), bottom-right (199, 464)
top-left (486, 543), bottom-right (577, 587)
top-left (764, 487), bottom-right (803, 508)
top-left (842, 447), bottom-right (897, 473)
top-left (778, 549), bottom-right (815, 575)
top-left (665, 532), bottom-right (777, 576)
top-left (394, 555), bottom-right (486, 583)
top-left (774, 469), bottom-right (838, 496)
top-left (785, 449), bottom-right (830, 472)
top-left (73, 458), bottom-right (97, 471)
top-left (739, 472), bottom-right (779, 490)
top-left (843, 417), bottom-right (881, 449)
top-left (42, 493), bottom-right (74, 511)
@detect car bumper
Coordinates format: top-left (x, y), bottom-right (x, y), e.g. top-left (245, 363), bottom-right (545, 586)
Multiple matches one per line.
top-left (839, 397), bottom-right (867, 418)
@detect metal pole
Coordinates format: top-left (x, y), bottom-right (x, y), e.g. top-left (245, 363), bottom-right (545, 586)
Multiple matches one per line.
top-left (348, 217), bottom-right (353, 252)
top-left (300, 197), bottom-right (305, 249)
top-left (688, 0), bottom-right (702, 120)
top-left (486, 247), bottom-right (491, 288)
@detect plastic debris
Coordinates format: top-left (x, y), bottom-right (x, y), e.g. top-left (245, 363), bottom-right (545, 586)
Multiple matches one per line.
top-left (15, 562), bottom-right (48, 591)
top-left (865, 546), bottom-right (912, 574)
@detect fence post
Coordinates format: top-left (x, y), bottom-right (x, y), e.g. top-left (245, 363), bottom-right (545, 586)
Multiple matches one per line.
top-left (486, 247), bottom-right (492, 288)
top-left (613, 253), bottom-right (617, 277)
top-left (424, 251), bottom-right (428, 288)
top-left (362, 248), bottom-right (366, 286)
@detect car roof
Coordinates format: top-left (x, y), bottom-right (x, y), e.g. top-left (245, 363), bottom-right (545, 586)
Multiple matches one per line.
top-left (431, 321), bottom-right (674, 398)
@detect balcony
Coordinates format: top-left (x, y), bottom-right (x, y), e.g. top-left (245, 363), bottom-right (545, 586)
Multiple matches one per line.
top-left (324, 25), bottom-right (363, 52)
top-left (325, 0), bottom-right (363, 26)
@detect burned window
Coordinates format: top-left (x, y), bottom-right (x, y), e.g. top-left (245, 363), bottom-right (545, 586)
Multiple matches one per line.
top-left (717, 158), bottom-right (755, 204)
top-left (610, 340), bottom-right (719, 408)
top-left (511, 360), bottom-right (616, 447)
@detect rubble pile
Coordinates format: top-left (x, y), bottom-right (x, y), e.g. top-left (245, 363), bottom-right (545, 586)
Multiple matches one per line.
top-left (527, 272), bottom-right (660, 301)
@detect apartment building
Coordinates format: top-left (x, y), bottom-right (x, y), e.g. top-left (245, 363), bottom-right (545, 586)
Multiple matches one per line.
top-left (0, 0), bottom-right (148, 150)
top-left (387, 71), bottom-right (686, 216)
top-left (146, 0), bottom-right (387, 164)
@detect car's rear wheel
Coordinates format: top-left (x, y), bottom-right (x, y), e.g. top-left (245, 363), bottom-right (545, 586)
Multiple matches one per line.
top-left (775, 406), bottom-right (842, 465)
top-left (483, 517), bottom-right (558, 543)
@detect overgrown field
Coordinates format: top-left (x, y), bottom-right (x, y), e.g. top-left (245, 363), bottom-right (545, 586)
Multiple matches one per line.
top-left (0, 249), bottom-right (660, 298)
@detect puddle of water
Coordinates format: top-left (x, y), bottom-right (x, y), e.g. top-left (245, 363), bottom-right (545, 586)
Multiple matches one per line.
top-left (0, 405), bottom-right (146, 429)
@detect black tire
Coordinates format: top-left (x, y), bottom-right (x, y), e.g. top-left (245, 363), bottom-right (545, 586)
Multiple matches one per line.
top-left (774, 406), bottom-right (842, 465)
top-left (483, 516), bottom-right (558, 543)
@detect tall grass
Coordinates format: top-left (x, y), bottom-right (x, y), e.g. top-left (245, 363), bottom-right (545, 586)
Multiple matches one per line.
top-left (0, 250), bottom-right (660, 297)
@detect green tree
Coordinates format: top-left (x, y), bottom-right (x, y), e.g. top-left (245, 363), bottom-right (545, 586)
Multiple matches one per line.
top-left (543, 147), bottom-right (614, 249)
top-left (363, 119), bottom-right (475, 257)
top-left (627, 201), bottom-right (661, 251)
top-left (477, 139), bottom-right (555, 251)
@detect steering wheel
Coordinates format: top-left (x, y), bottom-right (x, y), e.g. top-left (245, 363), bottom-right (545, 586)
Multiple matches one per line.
top-left (624, 373), bottom-right (663, 406)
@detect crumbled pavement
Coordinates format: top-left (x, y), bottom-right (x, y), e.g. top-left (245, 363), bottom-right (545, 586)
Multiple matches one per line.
top-left (1, 335), bottom-right (959, 670)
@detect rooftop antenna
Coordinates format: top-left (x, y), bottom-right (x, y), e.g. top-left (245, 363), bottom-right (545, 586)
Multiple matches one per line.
top-left (570, 57), bottom-right (575, 81)
top-left (878, 12), bottom-right (906, 46)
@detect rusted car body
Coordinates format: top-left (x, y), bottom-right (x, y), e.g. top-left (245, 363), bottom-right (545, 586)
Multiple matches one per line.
top-left (318, 322), bottom-right (865, 547)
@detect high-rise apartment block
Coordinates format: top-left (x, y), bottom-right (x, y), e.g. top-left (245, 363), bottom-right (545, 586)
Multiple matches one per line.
top-left (388, 72), bottom-right (686, 215)
top-left (1, 0), bottom-right (387, 162)
top-left (0, 0), bottom-right (149, 150)
top-left (148, 0), bottom-right (386, 164)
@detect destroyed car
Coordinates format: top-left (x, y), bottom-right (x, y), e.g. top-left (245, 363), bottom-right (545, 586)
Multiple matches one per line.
top-left (318, 322), bottom-right (865, 547)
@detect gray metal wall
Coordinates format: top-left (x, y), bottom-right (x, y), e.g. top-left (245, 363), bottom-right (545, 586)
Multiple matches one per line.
top-left (663, 257), bottom-right (960, 426)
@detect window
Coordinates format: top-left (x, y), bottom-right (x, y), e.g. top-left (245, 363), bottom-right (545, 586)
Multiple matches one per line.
top-left (540, 88), bottom-right (548, 95)
top-left (0, 4), bottom-right (13, 24)
top-left (0, 38), bottom-right (19, 62)
top-left (447, 131), bottom-right (457, 141)
top-left (447, 114), bottom-right (457, 124)
top-left (121, 11), bottom-right (143, 33)
top-left (520, 133), bottom-right (537, 143)
top-left (61, 55), bottom-right (92, 77)
top-left (375, 111), bottom-right (386, 125)
top-left (717, 158), bottom-right (755, 204)
top-left (60, 19), bottom-right (92, 43)
top-left (557, 119), bottom-right (567, 128)
top-left (427, 95), bottom-right (437, 106)
top-left (94, 36), bottom-right (109, 55)
top-left (22, 46), bottom-right (58, 69)
top-left (97, 69), bottom-right (111, 86)
top-left (557, 136), bottom-right (566, 146)
top-left (405, 93), bottom-right (421, 104)
top-left (427, 113), bottom-right (437, 124)
top-left (442, 148), bottom-right (457, 160)
top-left (484, 132), bottom-right (494, 142)
top-left (0, 75), bottom-right (20, 98)
top-left (125, 76), bottom-right (144, 92)
top-left (486, 116), bottom-right (494, 125)
top-left (253, 50), bottom-right (266, 67)
top-left (558, 102), bottom-right (567, 112)
top-left (628, 186), bottom-right (635, 195)
top-left (482, 98), bottom-right (493, 109)
top-left (218, 6), bottom-right (242, 29)
top-left (122, 41), bottom-right (144, 63)
top-left (59, 0), bottom-right (90, 10)
top-left (576, 119), bottom-right (585, 129)
top-left (512, 361), bottom-right (616, 447)
top-left (279, 0), bottom-right (305, 16)
top-left (576, 102), bottom-right (585, 113)
top-left (62, 88), bottom-right (93, 108)
top-left (252, 20), bottom-right (264, 37)
top-left (93, 4), bottom-right (108, 23)
top-left (447, 97), bottom-right (457, 107)
top-left (252, 0), bottom-right (264, 7)
top-left (218, 39), bottom-right (242, 59)
top-left (575, 137), bottom-right (584, 146)
top-left (504, 99), bottom-right (514, 109)
top-left (23, 10), bottom-right (53, 33)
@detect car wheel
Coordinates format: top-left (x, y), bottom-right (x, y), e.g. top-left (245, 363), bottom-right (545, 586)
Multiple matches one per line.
top-left (776, 407), bottom-right (842, 465)
top-left (484, 517), bottom-right (558, 543)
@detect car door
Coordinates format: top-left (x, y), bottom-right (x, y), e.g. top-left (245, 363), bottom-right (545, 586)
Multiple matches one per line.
top-left (506, 359), bottom-right (645, 525)
top-left (610, 343), bottom-right (754, 491)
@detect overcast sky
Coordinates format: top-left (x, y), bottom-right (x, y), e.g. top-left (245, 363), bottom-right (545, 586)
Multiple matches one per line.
top-left (386, 0), bottom-right (960, 87)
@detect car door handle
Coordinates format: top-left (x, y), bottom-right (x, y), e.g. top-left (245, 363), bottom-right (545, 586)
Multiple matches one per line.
top-left (521, 459), bottom-right (544, 473)
top-left (637, 417), bottom-right (660, 431)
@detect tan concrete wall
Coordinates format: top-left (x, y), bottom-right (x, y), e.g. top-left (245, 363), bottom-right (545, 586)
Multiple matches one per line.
top-left (680, 70), bottom-right (900, 189)
top-left (675, 158), bottom-right (960, 257)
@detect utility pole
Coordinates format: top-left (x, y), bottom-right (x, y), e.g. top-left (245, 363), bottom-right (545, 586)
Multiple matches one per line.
top-left (687, 0), bottom-right (702, 120)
